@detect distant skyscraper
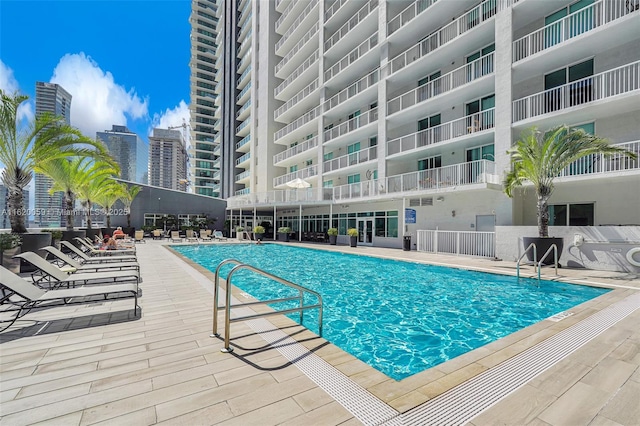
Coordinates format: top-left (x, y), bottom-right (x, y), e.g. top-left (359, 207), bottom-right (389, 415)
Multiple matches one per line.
top-left (1, 185), bottom-right (29, 229)
top-left (189, 0), bottom-right (221, 198)
top-left (34, 81), bottom-right (72, 228)
top-left (148, 128), bottom-right (189, 191)
top-left (97, 125), bottom-right (149, 185)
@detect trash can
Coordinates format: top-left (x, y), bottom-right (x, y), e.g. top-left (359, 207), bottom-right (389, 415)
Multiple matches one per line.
top-left (403, 235), bottom-right (411, 251)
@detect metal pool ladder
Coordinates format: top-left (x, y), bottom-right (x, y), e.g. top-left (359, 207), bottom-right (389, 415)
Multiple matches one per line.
top-left (516, 243), bottom-right (559, 279)
top-left (516, 242), bottom-right (537, 279)
top-left (210, 259), bottom-right (323, 353)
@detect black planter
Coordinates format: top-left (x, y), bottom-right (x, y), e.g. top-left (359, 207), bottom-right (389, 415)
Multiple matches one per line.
top-left (329, 235), bottom-right (337, 245)
top-left (255, 233), bottom-right (264, 241)
top-left (523, 237), bottom-right (564, 265)
top-left (350, 236), bottom-right (357, 247)
top-left (278, 233), bottom-right (290, 242)
top-left (123, 227), bottom-right (135, 238)
top-left (83, 228), bottom-right (101, 241)
top-left (101, 228), bottom-right (114, 238)
top-left (62, 230), bottom-right (87, 249)
top-left (19, 232), bottom-right (52, 272)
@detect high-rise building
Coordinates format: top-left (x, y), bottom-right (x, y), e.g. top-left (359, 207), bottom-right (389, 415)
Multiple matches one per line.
top-left (212, 0), bottom-right (639, 248)
top-left (189, 0), bottom-right (222, 198)
top-left (34, 82), bottom-right (72, 228)
top-left (0, 185), bottom-right (29, 229)
top-left (97, 125), bottom-right (149, 185)
top-left (148, 128), bottom-right (189, 191)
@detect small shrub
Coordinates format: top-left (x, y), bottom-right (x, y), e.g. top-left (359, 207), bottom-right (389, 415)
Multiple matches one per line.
top-left (42, 229), bottom-right (63, 240)
top-left (236, 226), bottom-right (245, 232)
top-left (253, 225), bottom-right (265, 233)
top-left (0, 233), bottom-right (22, 250)
top-left (278, 227), bottom-right (291, 233)
top-left (347, 228), bottom-right (359, 237)
top-left (327, 228), bottom-right (338, 236)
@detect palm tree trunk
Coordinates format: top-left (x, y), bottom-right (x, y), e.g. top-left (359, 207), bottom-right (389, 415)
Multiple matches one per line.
top-left (537, 194), bottom-right (549, 238)
top-left (65, 191), bottom-right (75, 230)
top-left (7, 189), bottom-right (27, 233)
top-left (106, 213), bottom-right (111, 228)
top-left (85, 200), bottom-right (93, 229)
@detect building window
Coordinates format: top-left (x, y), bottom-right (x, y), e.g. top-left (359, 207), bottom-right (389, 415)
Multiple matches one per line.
top-left (289, 165), bottom-right (298, 173)
top-left (347, 174), bottom-right (360, 184)
top-left (305, 159), bottom-right (313, 166)
top-left (323, 180), bottom-right (333, 188)
top-left (549, 203), bottom-right (594, 226)
top-left (418, 155), bottom-right (441, 171)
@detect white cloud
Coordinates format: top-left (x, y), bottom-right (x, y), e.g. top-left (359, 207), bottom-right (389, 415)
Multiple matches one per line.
top-left (50, 52), bottom-right (148, 137)
top-left (0, 60), bottom-right (35, 123)
top-left (150, 100), bottom-right (191, 146)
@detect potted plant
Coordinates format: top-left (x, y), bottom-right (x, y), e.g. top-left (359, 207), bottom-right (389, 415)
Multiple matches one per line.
top-left (236, 226), bottom-right (245, 240)
top-left (347, 228), bottom-right (359, 247)
top-left (0, 233), bottom-right (22, 272)
top-left (42, 229), bottom-right (63, 248)
top-left (253, 225), bottom-right (265, 241)
top-left (504, 125), bottom-right (636, 264)
top-left (278, 227), bottom-right (291, 242)
top-left (327, 228), bottom-right (338, 245)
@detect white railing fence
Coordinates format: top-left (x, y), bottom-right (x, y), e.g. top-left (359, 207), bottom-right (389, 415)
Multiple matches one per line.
top-left (417, 229), bottom-right (496, 258)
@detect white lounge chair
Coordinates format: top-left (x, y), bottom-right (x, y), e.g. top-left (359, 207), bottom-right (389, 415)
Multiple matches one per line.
top-left (40, 246), bottom-right (139, 273)
top-left (60, 241), bottom-right (137, 263)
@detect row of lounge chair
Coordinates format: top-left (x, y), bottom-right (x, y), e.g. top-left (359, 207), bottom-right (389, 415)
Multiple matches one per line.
top-left (0, 237), bottom-right (142, 333)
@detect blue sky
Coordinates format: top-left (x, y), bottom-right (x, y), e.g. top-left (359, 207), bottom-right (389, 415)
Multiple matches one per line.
top-left (0, 0), bottom-right (192, 142)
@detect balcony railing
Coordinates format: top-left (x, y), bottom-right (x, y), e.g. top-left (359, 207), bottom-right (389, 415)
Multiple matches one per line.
top-left (388, 53), bottom-right (494, 115)
top-left (388, 0), bottom-right (439, 36)
top-left (513, 61), bottom-right (640, 122)
top-left (236, 119), bottom-right (250, 134)
top-left (275, 0), bottom-right (297, 31)
top-left (235, 187), bottom-right (251, 196)
top-left (275, 78), bottom-right (319, 119)
top-left (273, 136), bottom-right (319, 164)
top-left (558, 141), bottom-right (640, 178)
top-left (236, 134), bottom-right (251, 150)
top-left (324, 68), bottom-right (379, 112)
top-left (390, 0), bottom-right (497, 75)
top-left (324, 108), bottom-right (378, 142)
top-left (387, 109), bottom-right (496, 156)
top-left (276, 22), bottom-right (319, 75)
top-left (325, 0), bottom-right (348, 21)
top-left (273, 165), bottom-right (318, 187)
top-left (227, 189), bottom-right (317, 208)
top-left (276, 0), bottom-right (318, 52)
top-left (325, 0), bottom-right (377, 52)
top-left (275, 50), bottom-right (319, 97)
top-left (235, 152), bottom-right (251, 166)
top-left (275, 105), bottom-right (322, 142)
top-left (235, 170), bottom-right (250, 182)
top-left (323, 146), bottom-right (377, 173)
top-left (513, 0), bottom-right (634, 62)
top-left (236, 99), bottom-right (251, 118)
top-left (325, 33), bottom-right (378, 82)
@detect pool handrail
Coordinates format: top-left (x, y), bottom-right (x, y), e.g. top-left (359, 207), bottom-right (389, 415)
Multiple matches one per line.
top-left (537, 244), bottom-right (559, 279)
top-left (516, 243), bottom-right (537, 279)
top-left (210, 259), bottom-right (323, 353)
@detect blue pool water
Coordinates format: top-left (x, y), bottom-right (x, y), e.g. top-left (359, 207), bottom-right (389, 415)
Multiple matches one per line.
top-left (173, 244), bottom-right (609, 380)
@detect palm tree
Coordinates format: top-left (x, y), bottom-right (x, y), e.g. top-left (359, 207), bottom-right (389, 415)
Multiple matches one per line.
top-left (34, 155), bottom-right (120, 230)
top-left (75, 161), bottom-right (120, 230)
top-left (120, 184), bottom-right (142, 228)
top-left (94, 181), bottom-right (127, 229)
top-left (504, 125), bottom-right (637, 238)
top-left (0, 90), bottom-right (110, 233)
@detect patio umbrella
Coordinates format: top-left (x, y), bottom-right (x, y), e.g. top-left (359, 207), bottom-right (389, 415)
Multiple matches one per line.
top-left (286, 178), bottom-right (311, 189)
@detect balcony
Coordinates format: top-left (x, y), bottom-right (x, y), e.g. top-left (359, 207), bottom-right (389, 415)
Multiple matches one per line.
top-left (325, 0), bottom-right (348, 22)
top-left (389, 0), bottom-right (497, 75)
top-left (512, 61), bottom-right (640, 123)
top-left (235, 187), bottom-right (250, 196)
top-left (323, 146), bottom-right (377, 174)
top-left (236, 99), bottom-right (251, 121)
top-left (324, 68), bottom-right (379, 115)
top-left (513, 0), bottom-right (635, 63)
top-left (388, 0), bottom-right (439, 36)
top-left (275, 50), bottom-right (319, 100)
top-left (273, 136), bottom-right (319, 165)
top-left (275, 22), bottom-right (319, 78)
top-left (324, 0), bottom-right (377, 53)
top-left (236, 118), bottom-right (251, 136)
top-left (273, 165), bottom-right (318, 188)
top-left (235, 152), bottom-right (251, 167)
top-left (324, 108), bottom-right (378, 144)
top-left (274, 78), bottom-right (319, 121)
top-left (325, 33), bottom-right (378, 84)
top-left (275, 0), bottom-right (318, 55)
top-left (387, 109), bottom-right (496, 157)
top-left (227, 188), bottom-right (319, 208)
top-left (236, 134), bottom-right (251, 152)
top-left (235, 170), bottom-right (250, 183)
top-left (557, 141), bottom-right (640, 180)
top-left (274, 105), bottom-right (321, 143)
top-left (388, 53), bottom-right (494, 116)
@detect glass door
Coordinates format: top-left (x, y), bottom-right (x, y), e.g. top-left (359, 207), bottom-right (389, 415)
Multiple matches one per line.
top-left (357, 219), bottom-right (374, 245)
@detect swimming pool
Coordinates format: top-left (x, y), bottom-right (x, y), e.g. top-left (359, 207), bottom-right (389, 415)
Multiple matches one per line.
top-left (173, 243), bottom-right (610, 380)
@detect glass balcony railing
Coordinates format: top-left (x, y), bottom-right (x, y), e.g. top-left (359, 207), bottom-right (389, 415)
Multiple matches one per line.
top-left (235, 152), bottom-right (251, 166)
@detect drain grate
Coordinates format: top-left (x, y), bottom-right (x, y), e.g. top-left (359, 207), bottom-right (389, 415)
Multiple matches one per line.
top-left (395, 291), bottom-right (640, 426)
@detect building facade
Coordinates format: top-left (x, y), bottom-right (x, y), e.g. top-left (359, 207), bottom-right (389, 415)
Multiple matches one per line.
top-left (214, 0), bottom-right (638, 249)
top-left (148, 128), bottom-right (189, 191)
top-left (189, 0), bottom-right (223, 197)
top-left (34, 82), bottom-right (72, 228)
top-left (97, 125), bottom-right (149, 185)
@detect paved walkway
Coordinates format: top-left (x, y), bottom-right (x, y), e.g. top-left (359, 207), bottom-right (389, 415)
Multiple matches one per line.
top-left (1, 240), bottom-right (638, 425)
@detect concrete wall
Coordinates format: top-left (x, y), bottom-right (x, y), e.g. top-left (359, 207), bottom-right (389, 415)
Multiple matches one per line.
top-left (496, 225), bottom-right (640, 272)
top-left (111, 181), bottom-right (227, 230)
